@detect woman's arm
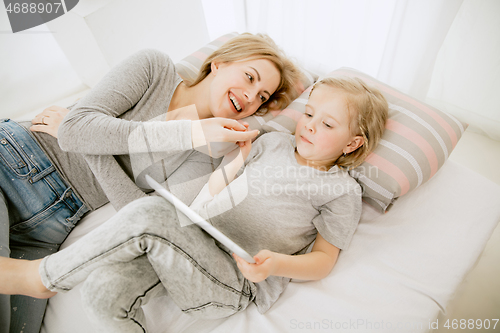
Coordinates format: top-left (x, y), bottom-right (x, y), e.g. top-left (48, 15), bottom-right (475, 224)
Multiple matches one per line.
top-left (58, 49), bottom-right (186, 155)
top-left (57, 49), bottom-right (259, 157)
top-left (233, 232), bottom-right (340, 283)
top-left (83, 154), bottom-right (148, 211)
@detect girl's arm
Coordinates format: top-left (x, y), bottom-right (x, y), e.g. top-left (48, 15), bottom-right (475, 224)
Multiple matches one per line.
top-left (233, 232), bottom-right (340, 282)
top-left (208, 138), bottom-right (252, 196)
top-left (189, 136), bottom-right (253, 215)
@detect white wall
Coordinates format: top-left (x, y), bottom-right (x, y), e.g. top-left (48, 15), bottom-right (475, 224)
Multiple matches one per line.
top-left (0, 0), bottom-right (210, 119)
top-left (427, 0), bottom-right (500, 140)
top-left (0, 12), bottom-right (86, 119)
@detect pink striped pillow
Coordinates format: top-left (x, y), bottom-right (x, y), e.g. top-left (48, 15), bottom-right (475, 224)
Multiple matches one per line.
top-left (279, 68), bottom-right (468, 212)
top-left (175, 32), bottom-right (316, 132)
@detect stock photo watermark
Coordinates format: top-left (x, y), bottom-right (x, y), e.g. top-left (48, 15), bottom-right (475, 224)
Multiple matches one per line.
top-left (289, 318), bottom-right (499, 332)
top-left (3, 0), bottom-right (79, 33)
top-left (246, 164), bottom-right (367, 199)
top-left (289, 318), bottom-right (499, 331)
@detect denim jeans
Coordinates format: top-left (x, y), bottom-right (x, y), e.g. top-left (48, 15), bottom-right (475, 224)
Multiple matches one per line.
top-left (0, 119), bottom-right (89, 333)
top-left (40, 196), bottom-right (256, 333)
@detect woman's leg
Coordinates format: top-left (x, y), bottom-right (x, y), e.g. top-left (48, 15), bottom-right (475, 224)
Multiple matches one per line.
top-left (0, 119), bottom-right (89, 333)
top-left (0, 190), bottom-right (11, 333)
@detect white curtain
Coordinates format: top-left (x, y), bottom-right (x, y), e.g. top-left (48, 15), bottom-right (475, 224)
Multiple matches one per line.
top-left (203, 0), bottom-right (500, 140)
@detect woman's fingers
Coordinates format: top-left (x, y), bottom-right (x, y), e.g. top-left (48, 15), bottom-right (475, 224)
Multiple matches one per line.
top-left (31, 105), bottom-right (69, 125)
top-left (224, 129), bottom-right (259, 143)
top-left (220, 118), bottom-right (248, 132)
top-left (191, 118), bottom-right (259, 157)
top-left (30, 124), bottom-right (58, 137)
top-left (30, 105), bottom-right (70, 138)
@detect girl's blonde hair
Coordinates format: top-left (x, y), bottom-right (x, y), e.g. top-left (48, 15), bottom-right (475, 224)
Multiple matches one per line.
top-left (188, 33), bottom-right (302, 115)
top-left (311, 77), bottom-right (388, 169)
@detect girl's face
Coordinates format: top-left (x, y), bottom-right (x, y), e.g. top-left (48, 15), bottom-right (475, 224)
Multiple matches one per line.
top-left (209, 58), bottom-right (281, 119)
top-left (295, 84), bottom-right (363, 169)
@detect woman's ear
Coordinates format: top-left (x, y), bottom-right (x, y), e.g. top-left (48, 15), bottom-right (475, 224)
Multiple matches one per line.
top-left (211, 61), bottom-right (220, 75)
top-left (344, 136), bottom-right (364, 154)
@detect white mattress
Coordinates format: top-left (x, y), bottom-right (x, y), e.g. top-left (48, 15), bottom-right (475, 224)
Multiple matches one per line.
top-left (41, 160), bottom-right (500, 333)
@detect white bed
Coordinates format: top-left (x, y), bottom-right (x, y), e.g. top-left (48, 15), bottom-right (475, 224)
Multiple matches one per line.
top-left (41, 159), bottom-right (500, 333)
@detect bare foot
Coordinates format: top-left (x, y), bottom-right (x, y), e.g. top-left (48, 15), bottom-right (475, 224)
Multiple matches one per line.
top-left (0, 257), bottom-right (57, 299)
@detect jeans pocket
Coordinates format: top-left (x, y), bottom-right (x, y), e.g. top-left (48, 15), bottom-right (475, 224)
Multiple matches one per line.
top-left (10, 198), bottom-right (79, 245)
top-left (0, 132), bottom-right (29, 176)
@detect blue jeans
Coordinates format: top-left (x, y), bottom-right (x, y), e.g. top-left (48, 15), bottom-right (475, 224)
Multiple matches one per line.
top-left (0, 119), bottom-right (89, 333)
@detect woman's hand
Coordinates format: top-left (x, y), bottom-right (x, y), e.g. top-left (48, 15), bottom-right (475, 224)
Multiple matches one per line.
top-left (30, 105), bottom-right (70, 138)
top-left (233, 250), bottom-right (278, 283)
top-left (191, 118), bottom-right (259, 158)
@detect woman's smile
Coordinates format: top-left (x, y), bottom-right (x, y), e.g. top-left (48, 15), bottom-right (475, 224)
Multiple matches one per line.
top-left (229, 91), bottom-right (243, 113)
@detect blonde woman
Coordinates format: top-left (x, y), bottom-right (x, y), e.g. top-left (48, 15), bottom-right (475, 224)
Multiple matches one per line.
top-left (0, 33), bottom-right (301, 333)
top-left (1, 77), bottom-right (388, 332)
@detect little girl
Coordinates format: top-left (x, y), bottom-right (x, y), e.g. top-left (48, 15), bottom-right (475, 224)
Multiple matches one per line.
top-left (0, 77), bottom-right (388, 332)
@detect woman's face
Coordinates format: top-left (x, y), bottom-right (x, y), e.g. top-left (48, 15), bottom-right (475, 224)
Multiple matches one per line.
top-left (209, 58), bottom-right (281, 119)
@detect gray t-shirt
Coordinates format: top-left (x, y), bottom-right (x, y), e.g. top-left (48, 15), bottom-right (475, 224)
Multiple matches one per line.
top-left (20, 119), bottom-right (109, 210)
top-left (34, 49), bottom-right (203, 211)
top-left (194, 132), bottom-right (362, 312)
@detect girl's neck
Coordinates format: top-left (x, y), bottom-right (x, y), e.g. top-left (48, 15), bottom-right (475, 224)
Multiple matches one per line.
top-left (294, 149), bottom-right (337, 171)
top-left (168, 78), bottom-right (213, 120)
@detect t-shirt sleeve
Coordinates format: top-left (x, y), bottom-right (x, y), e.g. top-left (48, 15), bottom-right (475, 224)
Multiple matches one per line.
top-left (58, 49), bottom-right (192, 156)
top-left (311, 181), bottom-right (362, 250)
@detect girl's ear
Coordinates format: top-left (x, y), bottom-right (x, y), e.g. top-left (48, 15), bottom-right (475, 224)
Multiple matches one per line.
top-left (344, 136), bottom-right (364, 154)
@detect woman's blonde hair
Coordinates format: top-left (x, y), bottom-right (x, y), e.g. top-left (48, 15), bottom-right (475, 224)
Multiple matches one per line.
top-left (311, 77), bottom-right (388, 169)
top-left (188, 33), bottom-right (302, 115)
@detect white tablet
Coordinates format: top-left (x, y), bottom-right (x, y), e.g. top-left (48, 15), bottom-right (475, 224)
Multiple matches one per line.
top-left (145, 175), bottom-right (256, 264)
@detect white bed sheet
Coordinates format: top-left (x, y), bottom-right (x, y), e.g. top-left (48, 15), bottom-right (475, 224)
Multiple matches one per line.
top-left (41, 160), bottom-right (500, 333)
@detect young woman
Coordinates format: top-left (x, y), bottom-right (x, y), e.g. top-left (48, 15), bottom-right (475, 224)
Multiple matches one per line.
top-left (0, 33), bottom-right (301, 333)
top-left (0, 77), bottom-right (389, 332)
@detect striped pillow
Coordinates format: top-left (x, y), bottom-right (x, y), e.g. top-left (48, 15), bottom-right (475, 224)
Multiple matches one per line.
top-left (277, 68), bottom-right (468, 212)
top-left (175, 32), bottom-right (316, 132)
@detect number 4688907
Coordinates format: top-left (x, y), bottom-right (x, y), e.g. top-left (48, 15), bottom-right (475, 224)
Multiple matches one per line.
top-left (5, 2), bottom-right (62, 14)
top-left (443, 319), bottom-right (498, 330)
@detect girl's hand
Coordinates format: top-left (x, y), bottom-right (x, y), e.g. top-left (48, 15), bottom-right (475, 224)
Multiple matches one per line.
top-left (30, 105), bottom-right (70, 138)
top-left (236, 122), bottom-right (253, 159)
top-left (238, 139), bottom-right (252, 161)
top-left (233, 250), bottom-right (278, 283)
